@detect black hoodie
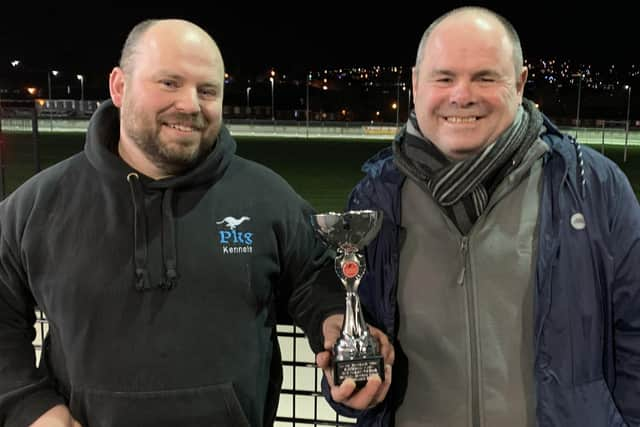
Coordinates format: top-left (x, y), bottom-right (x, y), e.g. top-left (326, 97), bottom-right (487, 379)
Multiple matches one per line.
top-left (0, 101), bottom-right (344, 426)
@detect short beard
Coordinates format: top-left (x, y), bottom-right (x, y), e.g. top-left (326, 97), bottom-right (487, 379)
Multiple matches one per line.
top-left (121, 99), bottom-right (216, 175)
top-left (135, 132), bottom-right (215, 176)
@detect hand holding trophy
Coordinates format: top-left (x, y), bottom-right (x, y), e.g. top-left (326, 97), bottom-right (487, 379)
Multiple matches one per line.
top-left (311, 210), bottom-right (384, 387)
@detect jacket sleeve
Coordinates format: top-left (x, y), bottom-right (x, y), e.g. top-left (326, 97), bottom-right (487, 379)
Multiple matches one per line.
top-left (281, 195), bottom-right (345, 354)
top-left (0, 204), bottom-right (65, 426)
top-left (611, 170), bottom-right (640, 426)
top-left (610, 169), bottom-right (640, 425)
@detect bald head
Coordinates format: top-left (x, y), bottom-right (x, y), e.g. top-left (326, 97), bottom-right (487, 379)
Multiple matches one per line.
top-left (119, 19), bottom-right (224, 79)
top-left (415, 7), bottom-right (523, 77)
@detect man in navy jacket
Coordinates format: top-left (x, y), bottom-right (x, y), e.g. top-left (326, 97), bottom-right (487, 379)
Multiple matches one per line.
top-left (320, 6), bottom-right (640, 426)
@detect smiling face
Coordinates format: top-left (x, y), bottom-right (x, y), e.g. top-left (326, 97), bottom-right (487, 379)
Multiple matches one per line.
top-left (412, 11), bottom-right (527, 160)
top-left (109, 20), bottom-right (224, 178)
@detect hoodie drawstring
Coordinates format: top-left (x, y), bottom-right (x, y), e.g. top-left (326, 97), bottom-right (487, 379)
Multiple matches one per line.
top-left (126, 173), bottom-right (178, 291)
top-left (161, 188), bottom-right (178, 289)
top-left (127, 173), bottom-right (151, 291)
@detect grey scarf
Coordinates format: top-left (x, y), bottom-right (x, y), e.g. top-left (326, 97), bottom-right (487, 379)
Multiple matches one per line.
top-left (394, 98), bottom-right (543, 233)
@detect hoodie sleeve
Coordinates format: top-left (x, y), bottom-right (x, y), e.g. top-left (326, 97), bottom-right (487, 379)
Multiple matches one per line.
top-left (0, 202), bottom-right (65, 426)
top-left (609, 167), bottom-right (640, 426)
top-left (278, 194), bottom-right (344, 355)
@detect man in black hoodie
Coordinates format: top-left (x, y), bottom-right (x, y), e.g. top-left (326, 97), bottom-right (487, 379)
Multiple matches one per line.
top-left (0, 19), bottom-right (392, 427)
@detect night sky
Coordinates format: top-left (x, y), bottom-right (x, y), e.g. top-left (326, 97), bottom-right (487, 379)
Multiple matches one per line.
top-left (0, 4), bottom-right (635, 92)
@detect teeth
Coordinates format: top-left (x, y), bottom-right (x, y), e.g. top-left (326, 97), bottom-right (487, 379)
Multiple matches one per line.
top-left (446, 116), bottom-right (477, 123)
top-left (167, 123), bottom-right (196, 132)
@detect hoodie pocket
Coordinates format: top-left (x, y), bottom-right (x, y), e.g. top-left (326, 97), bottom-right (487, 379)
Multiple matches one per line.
top-left (72, 382), bottom-right (250, 427)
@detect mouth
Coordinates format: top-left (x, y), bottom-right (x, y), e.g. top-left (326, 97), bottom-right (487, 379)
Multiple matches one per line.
top-left (162, 122), bottom-right (202, 133)
top-left (443, 116), bottom-right (481, 124)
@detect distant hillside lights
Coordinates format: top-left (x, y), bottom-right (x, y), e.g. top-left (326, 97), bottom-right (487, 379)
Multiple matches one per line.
top-left (3, 60), bottom-right (636, 123)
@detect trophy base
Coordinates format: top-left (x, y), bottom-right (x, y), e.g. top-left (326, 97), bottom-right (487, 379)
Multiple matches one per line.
top-left (334, 355), bottom-right (384, 388)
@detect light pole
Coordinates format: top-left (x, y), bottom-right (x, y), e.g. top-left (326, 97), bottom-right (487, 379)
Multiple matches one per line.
top-left (5, 61), bottom-right (20, 133)
top-left (76, 74), bottom-right (84, 101)
top-left (572, 73), bottom-right (583, 137)
top-left (48, 70), bottom-right (59, 131)
top-left (246, 85), bottom-right (251, 117)
top-left (269, 77), bottom-right (275, 122)
top-left (395, 79), bottom-right (401, 128)
top-left (306, 72), bottom-right (311, 139)
top-left (624, 85), bottom-right (632, 163)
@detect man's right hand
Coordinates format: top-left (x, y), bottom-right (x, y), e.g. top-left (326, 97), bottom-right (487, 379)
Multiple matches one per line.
top-left (30, 404), bottom-right (82, 427)
top-left (317, 314), bottom-right (394, 410)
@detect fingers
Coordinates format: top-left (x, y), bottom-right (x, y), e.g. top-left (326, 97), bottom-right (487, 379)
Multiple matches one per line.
top-left (372, 364), bottom-right (392, 404)
top-left (316, 351), bottom-right (337, 391)
top-left (369, 326), bottom-right (395, 366)
top-left (322, 314), bottom-right (343, 350)
top-left (335, 374), bottom-right (383, 410)
top-left (316, 351), bottom-right (332, 370)
top-left (330, 377), bottom-right (358, 402)
top-left (322, 363), bottom-right (392, 410)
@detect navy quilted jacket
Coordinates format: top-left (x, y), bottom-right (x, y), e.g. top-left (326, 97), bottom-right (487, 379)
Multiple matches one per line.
top-left (324, 117), bottom-right (640, 427)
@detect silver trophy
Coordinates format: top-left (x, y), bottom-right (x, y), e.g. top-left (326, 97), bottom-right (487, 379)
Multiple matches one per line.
top-left (311, 210), bottom-right (384, 387)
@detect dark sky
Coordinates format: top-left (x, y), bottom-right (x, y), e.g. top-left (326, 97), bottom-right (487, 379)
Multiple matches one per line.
top-left (0, 4), bottom-right (635, 79)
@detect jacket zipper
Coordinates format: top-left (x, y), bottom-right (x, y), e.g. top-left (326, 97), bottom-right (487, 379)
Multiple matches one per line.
top-left (457, 236), bottom-right (468, 286)
top-left (459, 236), bottom-right (480, 426)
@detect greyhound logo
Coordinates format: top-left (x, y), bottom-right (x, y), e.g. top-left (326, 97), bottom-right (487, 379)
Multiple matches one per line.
top-left (216, 216), bottom-right (251, 230)
top-left (216, 215), bottom-right (254, 254)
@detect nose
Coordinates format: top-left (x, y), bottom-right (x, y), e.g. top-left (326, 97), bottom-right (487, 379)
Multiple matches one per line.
top-left (449, 80), bottom-right (475, 107)
top-left (174, 86), bottom-right (201, 114)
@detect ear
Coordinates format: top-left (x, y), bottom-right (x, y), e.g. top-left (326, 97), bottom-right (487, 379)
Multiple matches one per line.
top-left (109, 67), bottom-right (126, 108)
top-left (516, 66), bottom-right (528, 101)
top-left (411, 66), bottom-right (419, 105)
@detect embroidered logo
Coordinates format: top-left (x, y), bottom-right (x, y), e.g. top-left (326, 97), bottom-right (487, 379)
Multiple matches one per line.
top-left (216, 216), bottom-right (254, 254)
top-left (216, 216), bottom-right (250, 230)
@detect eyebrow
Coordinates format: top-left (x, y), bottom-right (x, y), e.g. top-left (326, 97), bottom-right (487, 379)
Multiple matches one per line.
top-left (472, 69), bottom-right (501, 78)
top-left (152, 70), bottom-right (182, 80)
top-left (429, 69), bottom-right (456, 77)
top-left (153, 71), bottom-right (221, 88)
top-left (429, 69), bottom-right (501, 78)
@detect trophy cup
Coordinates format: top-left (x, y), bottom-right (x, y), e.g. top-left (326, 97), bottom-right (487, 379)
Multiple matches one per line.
top-left (310, 210), bottom-right (384, 387)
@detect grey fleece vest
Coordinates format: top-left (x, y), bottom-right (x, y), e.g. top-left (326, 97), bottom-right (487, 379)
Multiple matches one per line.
top-left (395, 140), bottom-right (548, 427)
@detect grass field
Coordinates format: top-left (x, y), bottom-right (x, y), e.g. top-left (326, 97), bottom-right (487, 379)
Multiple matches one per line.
top-left (1, 132), bottom-right (639, 212)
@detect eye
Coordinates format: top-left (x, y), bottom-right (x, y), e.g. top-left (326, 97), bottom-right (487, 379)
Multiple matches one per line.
top-left (199, 88), bottom-right (217, 98)
top-left (160, 79), bottom-right (178, 88)
top-left (479, 77), bottom-right (495, 83)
